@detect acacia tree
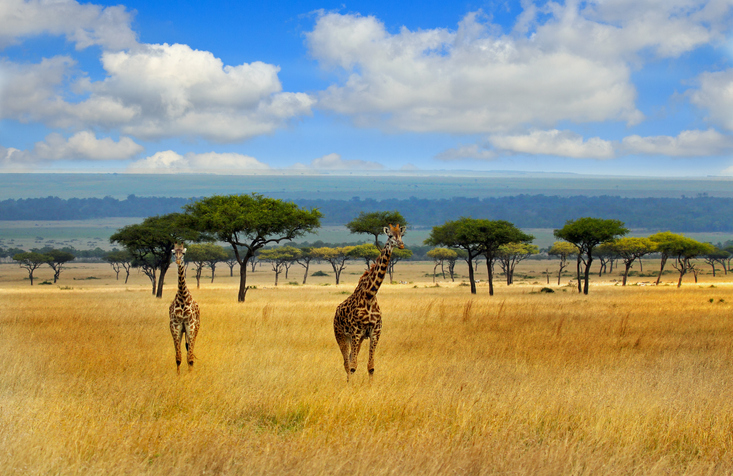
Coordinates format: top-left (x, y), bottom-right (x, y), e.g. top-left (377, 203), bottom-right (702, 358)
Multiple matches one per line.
top-left (105, 249), bottom-right (134, 283)
top-left (184, 194), bottom-right (321, 302)
top-left (548, 241), bottom-right (577, 285)
top-left (259, 246), bottom-right (301, 286)
top-left (649, 231), bottom-right (683, 286)
top-left (13, 252), bottom-right (50, 285)
top-left (110, 213), bottom-right (201, 298)
top-left (224, 248), bottom-right (238, 277)
top-left (185, 243), bottom-right (229, 288)
top-left (44, 249), bottom-right (75, 283)
top-left (132, 254), bottom-right (159, 295)
top-left (348, 243), bottom-right (380, 267)
top-left (496, 243), bottom-right (539, 285)
top-left (608, 237), bottom-right (656, 286)
top-left (427, 247), bottom-right (458, 281)
top-left (387, 247), bottom-right (412, 282)
top-left (655, 236), bottom-right (714, 287)
top-left (346, 211), bottom-right (407, 248)
top-left (703, 248), bottom-right (730, 277)
top-left (595, 243), bottom-right (618, 276)
top-left (311, 246), bottom-right (354, 284)
top-left (425, 218), bottom-right (485, 294)
top-left (479, 221), bottom-right (534, 295)
top-left (554, 217), bottom-right (628, 295)
top-left (294, 246), bottom-right (316, 284)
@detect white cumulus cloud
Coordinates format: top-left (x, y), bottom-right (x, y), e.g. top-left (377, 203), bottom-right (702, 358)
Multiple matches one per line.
top-left (689, 69), bottom-right (733, 132)
top-left (32, 131), bottom-right (144, 161)
top-left (128, 150), bottom-right (270, 173)
top-left (488, 130), bottom-right (615, 159)
top-left (621, 129), bottom-right (733, 156)
top-left (0, 131), bottom-right (143, 168)
top-left (0, 0), bottom-right (138, 51)
top-left (0, 38), bottom-right (314, 143)
top-left (306, 2), bottom-right (731, 135)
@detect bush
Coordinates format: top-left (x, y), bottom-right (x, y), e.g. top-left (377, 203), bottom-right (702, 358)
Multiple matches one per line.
top-left (540, 287), bottom-right (555, 293)
top-left (311, 271), bottom-right (329, 277)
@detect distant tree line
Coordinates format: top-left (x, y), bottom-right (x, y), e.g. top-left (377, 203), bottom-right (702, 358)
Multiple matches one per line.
top-left (0, 195), bottom-right (191, 220)
top-left (2, 194), bottom-right (733, 231)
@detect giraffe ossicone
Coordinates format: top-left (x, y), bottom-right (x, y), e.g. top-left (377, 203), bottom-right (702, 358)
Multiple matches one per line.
top-left (169, 242), bottom-right (201, 374)
top-left (333, 223), bottom-right (406, 381)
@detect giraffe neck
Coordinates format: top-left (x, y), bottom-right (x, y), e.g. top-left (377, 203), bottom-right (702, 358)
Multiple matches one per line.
top-left (360, 242), bottom-right (393, 300)
top-left (177, 260), bottom-right (190, 297)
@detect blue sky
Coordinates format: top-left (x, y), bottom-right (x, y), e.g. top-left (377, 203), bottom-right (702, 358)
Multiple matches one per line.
top-left (1, 0), bottom-right (732, 176)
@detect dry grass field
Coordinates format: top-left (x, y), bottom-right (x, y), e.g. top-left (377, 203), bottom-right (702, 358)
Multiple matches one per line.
top-left (2, 259), bottom-right (733, 475)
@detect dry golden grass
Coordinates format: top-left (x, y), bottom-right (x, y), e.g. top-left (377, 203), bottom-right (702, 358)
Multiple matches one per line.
top-left (2, 260), bottom-right (733, 475)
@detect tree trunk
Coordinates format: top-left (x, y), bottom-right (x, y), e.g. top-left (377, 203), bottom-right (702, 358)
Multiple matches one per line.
top-left (622, 261), bottom-right (632, 286)
top-left (486, 258), bottom-right (494, 296)
top-left (331, 262), bottom-right (342, 285)
top-left (210, 264), bottom-right (216, 283)
top-left (656, 256), bottom-right (667, 285)
top-left (238, 260), bottom-right (249, 302)
top-left (467, 258), bottom-right (476, 294)
top-left (433, 263), bottom-right (438, 282)
top-left (583, 256), bottom-right (593, 295)
top-left (576, 255), bottom-right (582, 293)
top-left (302, 262), bottom-right (310, 285)
top-left (710, 263), bottom-right (716, 277)
top-left (155, 262), bottom-right (171, 299)
top-left (195, 267), bottom-right (201, 289)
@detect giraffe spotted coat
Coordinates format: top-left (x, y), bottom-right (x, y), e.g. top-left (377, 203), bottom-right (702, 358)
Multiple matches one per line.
top-left (169, 243), bottom-right (200, 373)
top-left (333, 224), bottom-right (405, 381)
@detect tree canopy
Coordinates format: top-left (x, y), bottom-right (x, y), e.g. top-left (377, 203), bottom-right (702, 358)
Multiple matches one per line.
top-left (425, 218), bottom-right (486, 294)
top-left (346, 211), bottom-right (407, 248)
top-left (608, 237), bottom-right (656, 286)
top-left (311, 246), bottom-right (354, 284)
top-left (185, 243), bottom-right (230, 288)
top-left (45, 249), bottom-right (75, 283)
top-left (425, 217), bottom-right (532, 295)
top-left (13, 251), bottom-right (50, 285)
top-left (259, 246), bottom-right (302, 286)
top-left (554, 217), bottom-right (628, 294)
top-left (110, 213), bottom-right (201, 298)
top-left (183, 194), bottom-right (321, 302)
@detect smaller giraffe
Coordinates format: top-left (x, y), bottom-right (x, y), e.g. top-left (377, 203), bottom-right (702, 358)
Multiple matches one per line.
top-left (333, 224), bottom-right (405, 381)
top-left (169, 243), bottom-right (200, 373)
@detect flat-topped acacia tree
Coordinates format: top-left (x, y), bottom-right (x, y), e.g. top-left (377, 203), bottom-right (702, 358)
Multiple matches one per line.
top-left (110, 213), bottom-right (202, 298)
top-left (347, 211), bottom-right (407, 248)
top-left (183, 194), bottom-right (321, 302)
top-left (554, 217), bottom-right (628, 295)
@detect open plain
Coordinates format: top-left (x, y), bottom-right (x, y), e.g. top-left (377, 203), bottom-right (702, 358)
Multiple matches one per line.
top-left (2, 259), bottom-right (733, 475)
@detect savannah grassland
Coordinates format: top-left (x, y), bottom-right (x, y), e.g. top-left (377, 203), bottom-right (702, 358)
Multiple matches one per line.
top-left (2, 259), bottom-right (733, 475)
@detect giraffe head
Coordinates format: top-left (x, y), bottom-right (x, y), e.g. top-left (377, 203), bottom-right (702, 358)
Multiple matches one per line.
top-left (173, 243), bottom-right (187, 265)
top-left (383, 224), bottom-right (406, 249)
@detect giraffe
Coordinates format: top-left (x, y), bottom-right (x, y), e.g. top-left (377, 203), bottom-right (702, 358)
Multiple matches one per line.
top-left (169, 243), bottom-right (200, 373)
top-left (333, 223), bottom-right (406, 381)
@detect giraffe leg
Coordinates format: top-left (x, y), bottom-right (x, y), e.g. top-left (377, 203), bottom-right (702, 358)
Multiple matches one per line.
top-left (336, 338), bottom-right (351, 382)
top-left (184, 321), bottom-right (197, 369)
top-left (170, 321), bottom-right (183, 373)
top-left (367, 325), bottom-right (381, 378)
top-left (349, 335), bottom-right (365, 377)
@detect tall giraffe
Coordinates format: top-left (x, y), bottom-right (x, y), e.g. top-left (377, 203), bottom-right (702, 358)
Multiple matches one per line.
top-left (169, 243), bottom-right (200, 373)
top-left (333, 224), bottom-right (406, 381)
